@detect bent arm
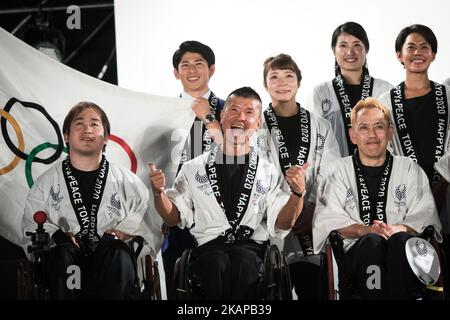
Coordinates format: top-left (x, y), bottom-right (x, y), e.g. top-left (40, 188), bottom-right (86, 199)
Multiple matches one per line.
top-left (275, 194), bottom-right (304, 230)
top-left (153, 191), bottom-right (181, 227)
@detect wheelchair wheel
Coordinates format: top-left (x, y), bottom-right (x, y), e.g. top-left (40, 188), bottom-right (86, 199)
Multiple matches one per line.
top-left (263, 245), bottom-right (292, 300)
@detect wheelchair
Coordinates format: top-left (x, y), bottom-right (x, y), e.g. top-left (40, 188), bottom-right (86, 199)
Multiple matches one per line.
top-left (326, 225), bottom-right (447, 300)
top-left (19, 212), bottom-right (160, 300)
top-left (173, 242), bottom-right (292, 300)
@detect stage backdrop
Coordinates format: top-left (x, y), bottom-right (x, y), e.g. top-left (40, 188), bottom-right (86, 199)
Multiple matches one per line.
top-left (114, 0), bottom-right (450, 105)
top-left (0, 27), bottom-right (193, 252)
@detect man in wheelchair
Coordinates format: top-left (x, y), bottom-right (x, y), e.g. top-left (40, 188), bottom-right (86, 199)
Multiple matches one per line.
top-left (150, 87), bottom-right (306, 299)
top-left (22, 102), bottom-right (160, 299)
top-left (313, 98), bottom-right (442, 299)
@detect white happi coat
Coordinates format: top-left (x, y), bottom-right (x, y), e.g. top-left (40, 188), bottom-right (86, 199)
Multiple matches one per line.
top-left (378, 84), bottom-right (450, 157)
top-left (443, 78), bottom-right (450, 87)
top-left (259, 108), bottom-right (340, 262)
top-left (307, 78), bottom-right (393, 157)
top-left (313, 155), bottom-right (442, 254)
top-left (166, 150), bottom-right (291, 247)
top-left (434, 152), bottom-right (450, 234)
top-left (22, 160), bottom-right (163, 258)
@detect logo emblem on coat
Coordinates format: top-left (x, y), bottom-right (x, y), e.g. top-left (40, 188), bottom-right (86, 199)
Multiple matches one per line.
top-left (394, 184), bottom-right (406, 208)
top-left (315, 133), bottom-right (325, 159)
top-left (50, 184), bottom-right (63, 211)
top-left (195, 170), bottom-right (210, 194)
top-left (107, 193), bottom-right (121, 218)
top-left (321, 98), bottom-right (332, 115)
top-left (256, 180), bottom-right (268, 195)
top-left (344, 187), bottom-right (356, 210)
top-left (195, 170), bottom-right (209, 184)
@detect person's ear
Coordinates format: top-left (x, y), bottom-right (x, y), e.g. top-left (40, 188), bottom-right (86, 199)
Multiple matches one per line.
top-left (387, 126), bottom-right (394, 141)
top-left (349, 127), bottom-right (357, 144)
top-left (174, 68), bottom-right (180, 80)
top-left (208, 64), bottom-right (216, 78)
top-left (396, 51), bottom-right (404, 66)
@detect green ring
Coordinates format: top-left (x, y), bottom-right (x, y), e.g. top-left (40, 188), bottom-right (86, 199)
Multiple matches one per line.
top-left (26, 143), bottom-right (68, 188)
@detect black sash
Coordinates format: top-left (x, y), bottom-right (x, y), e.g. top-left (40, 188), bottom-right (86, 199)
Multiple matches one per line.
top-left (332, 70), bottom-right (374, 155)
top-left (264, 104), bottom-right (313, 256)
top-left (206, 145), bottom-right (258, 243)
top-left (62, 156), bottom-right (109, 250)
top-left (353, 151), bottom-right (393, 225)
top-left (390, 81), bottom-right (448, 185)
top-left (202, 91), bottom-right (220, 152)
top-left (179, 91), bottom-right (221, 169)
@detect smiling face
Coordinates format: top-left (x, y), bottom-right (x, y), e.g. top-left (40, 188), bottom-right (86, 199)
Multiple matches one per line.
top-left (174, 52), bottom-right (215, 97)
top-left (265, 68), bottom-right (299, 105)
top-left (220, 95), bottom-right (261, 153)
top-left (64, 107), bottom-right (108, 157)
top-left (334, 33), bottom-right (367, 73)
top-left (397, 32), bottom-right (435, 74)
top-left (350, 107), bottom-right (393, 165)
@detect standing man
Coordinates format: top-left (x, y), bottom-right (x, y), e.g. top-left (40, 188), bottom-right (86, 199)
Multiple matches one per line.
top-left (150, 87), bottom-right (307, 299)
top-left (163, 40), bottom-right (225, 299)
top-left (22, 102), bottom-right (151, 299)
top-left (313, 98), bottom-right (441, 299)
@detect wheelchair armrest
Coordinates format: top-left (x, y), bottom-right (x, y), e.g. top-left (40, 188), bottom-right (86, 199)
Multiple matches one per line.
top-left (328, 230), bottom-right (345, 265)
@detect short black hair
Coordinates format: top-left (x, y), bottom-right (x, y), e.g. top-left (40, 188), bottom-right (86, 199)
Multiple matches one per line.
top-left (225, 87), bottom-right (262, 105)
top-left (395, 24), bottom-right (437, 53)
top-left (331, 21), bottom-right (370, 75)
top-left (63, 101), bottom-right (110, 152)
top-left (263, 53), bottom-right (302, 88)
top-left (172, 40), bottom-right (215, 69)
top-left (331, 21), bottom-right (369, 52)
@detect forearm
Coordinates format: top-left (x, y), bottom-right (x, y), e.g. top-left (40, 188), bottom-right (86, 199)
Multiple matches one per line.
top-left (275, 194), bottom-right (304, 230)
top-left (153, 192), bottom-right (181, 226)
top-left (337, 223), bottom-right (370, 239)
top-left (390, 224), bottom-right (415, 234)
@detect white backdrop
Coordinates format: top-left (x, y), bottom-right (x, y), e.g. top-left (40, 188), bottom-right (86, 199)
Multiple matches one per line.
top-left (114, 0), bottom-right (450, 105)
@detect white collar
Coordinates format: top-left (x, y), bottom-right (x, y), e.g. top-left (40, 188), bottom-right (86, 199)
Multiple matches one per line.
top-left (180, 90), bottom-right (211, 101)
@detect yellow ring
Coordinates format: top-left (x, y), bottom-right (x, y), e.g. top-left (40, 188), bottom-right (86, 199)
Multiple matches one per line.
top-left (0, 108), bottom-right (25, 175)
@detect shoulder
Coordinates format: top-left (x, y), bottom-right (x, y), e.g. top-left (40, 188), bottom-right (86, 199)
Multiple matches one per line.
top-left (308, 109), bottom-right (332, 128)
top-left (373, 78), bottom-right (394, 90)
top-left (32, 161), bottom-right (62, 186)
top-left (328, 156), bottom-right (353, 173)
top-left (109, 162), bottom-right (147, 189)
top-left (378, 90), bottom-right (394, 106)
top-left (392, 155), bottom-right (421, 172)
top-left (179, 152), bottom-right (209, 173)
top-left (218, 98), bottom-right (225, 108)
top-left (312, 80), bottom-right (334, 94)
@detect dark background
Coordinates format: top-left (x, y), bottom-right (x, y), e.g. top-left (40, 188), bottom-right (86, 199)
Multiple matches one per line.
top-left (0, 0), bottom-right (117, 299)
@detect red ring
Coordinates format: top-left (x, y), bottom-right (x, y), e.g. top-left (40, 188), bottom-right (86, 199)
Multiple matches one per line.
top-left (109, 134), bottom-right (137, 173)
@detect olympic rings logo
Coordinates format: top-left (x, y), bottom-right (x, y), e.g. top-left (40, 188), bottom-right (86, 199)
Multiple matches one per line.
top-left (1, 98), bottom-right (137, 187)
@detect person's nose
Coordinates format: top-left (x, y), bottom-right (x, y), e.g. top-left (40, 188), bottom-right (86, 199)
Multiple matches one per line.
top-left (236, 111), bottom-right (246, 121)
top-left (188, 64), bottom-right (197, 72)
top-left (367, 126), bottom-right (376, 138)
top-left (83, 124), bottom-right (92, 134)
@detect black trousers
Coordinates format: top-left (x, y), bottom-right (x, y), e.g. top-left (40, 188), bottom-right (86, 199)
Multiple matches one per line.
top-left (289, 253), bottom-right (328, 300)
top-left (46, 239), bottom-right (137, 299)
top-left (192, 240), bottom-right (265, 300)
top-left (343, 232), bottom-right (424, 299)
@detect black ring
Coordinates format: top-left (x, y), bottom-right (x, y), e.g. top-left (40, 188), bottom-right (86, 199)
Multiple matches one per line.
top-left (1, 97), bottom-right (64, 164)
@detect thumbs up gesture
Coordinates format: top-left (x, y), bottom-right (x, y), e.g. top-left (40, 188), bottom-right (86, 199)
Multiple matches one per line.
top-left (148, 163), bottom-right (166, 195)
